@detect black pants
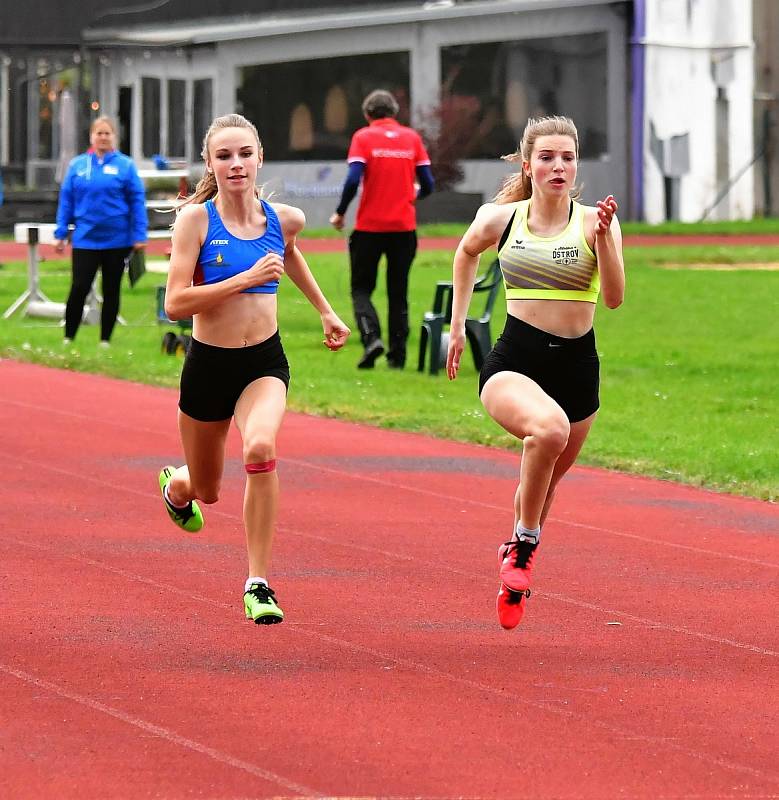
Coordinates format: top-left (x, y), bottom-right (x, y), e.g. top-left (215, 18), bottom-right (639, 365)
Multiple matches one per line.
top-left (65, 247), bottom-right (131, 341)
top-left (348, 229), bottom-right (417, 365)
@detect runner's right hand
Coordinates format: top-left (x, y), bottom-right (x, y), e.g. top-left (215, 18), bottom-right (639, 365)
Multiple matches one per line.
top-left (447, 326), bottom-right (466, 380)
top-left (244, 253), bottom-right (284, 288)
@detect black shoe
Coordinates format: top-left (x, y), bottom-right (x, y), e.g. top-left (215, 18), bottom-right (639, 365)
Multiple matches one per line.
top-left (387, 359), bottom-right (405, 369)
top-left (357, 339), bottom-right (385, 369)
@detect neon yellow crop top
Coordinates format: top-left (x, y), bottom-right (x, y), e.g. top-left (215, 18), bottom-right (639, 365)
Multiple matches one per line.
top-left (498, 199), bottom-right (599, 303)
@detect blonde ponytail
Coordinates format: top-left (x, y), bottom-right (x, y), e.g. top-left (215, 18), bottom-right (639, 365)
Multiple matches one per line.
top-left (181, 170), bottom-right (218, 207)
top-left (494, 152), bottom-right (532, 204)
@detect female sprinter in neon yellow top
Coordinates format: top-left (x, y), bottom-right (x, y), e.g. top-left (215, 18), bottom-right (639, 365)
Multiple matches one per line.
top-left (446, 115), bottom-right (625, 631)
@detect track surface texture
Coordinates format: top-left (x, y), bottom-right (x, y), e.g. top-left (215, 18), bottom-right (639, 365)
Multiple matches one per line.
top-left (3, 232), bottom-right (779, 262)
top-left (1, 359), bottom-right (777, 800)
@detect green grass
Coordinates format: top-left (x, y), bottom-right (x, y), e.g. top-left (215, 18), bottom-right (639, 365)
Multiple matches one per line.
top-left (588, 252), bottom-right (778, 500)
top-left (299, 217), bottom-right (779, 240)
top-left (1, 244), bottom-right (777, 501)
top-left (619, 217), bottom-right (779, 236)
top-left (631, 244), bottom-right (779, 265)
top-left (3, 216), bottom-right (779, 243)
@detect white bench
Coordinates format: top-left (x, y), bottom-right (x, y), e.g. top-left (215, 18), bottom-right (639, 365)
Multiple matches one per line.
top-left (137, 169), bottom-right (189, 181)
top-left (14, 222), bottom-right (59, 245)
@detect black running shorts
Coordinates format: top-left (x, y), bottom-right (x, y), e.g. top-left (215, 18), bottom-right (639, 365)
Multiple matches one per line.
top-left (478, 314), bottom-right (599, 423)
top-left (179, 332), bottom-right (290, 422)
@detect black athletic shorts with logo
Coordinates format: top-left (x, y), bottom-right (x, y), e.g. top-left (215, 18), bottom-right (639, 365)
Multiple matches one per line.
top-left (179, 331), bottom-right (290, 422)
top-left (478, 314), bottom-right (599, 423)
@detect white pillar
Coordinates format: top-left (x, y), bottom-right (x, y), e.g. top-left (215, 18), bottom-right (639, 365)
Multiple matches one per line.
top-left (409, 23), bottom-right (441, 126)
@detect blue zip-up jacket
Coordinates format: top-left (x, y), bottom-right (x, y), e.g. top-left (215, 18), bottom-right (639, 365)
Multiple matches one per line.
top-left (55, 150), bottom-right (147, 249)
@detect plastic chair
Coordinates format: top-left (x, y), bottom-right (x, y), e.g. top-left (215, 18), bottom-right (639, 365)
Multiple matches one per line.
top-left (417, 258), bottom-right (502, 375)
top-left (156, 285), bottom-right (193, 356)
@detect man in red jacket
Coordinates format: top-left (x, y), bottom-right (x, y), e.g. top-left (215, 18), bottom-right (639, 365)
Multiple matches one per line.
top-left (330, 90), bottom-right (434, 369)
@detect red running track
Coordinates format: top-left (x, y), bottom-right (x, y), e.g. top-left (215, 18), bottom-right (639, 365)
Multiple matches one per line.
top-left (3, 232), bottom-right (779, 261)
top-left (1, 359), bottom-right (777, 799)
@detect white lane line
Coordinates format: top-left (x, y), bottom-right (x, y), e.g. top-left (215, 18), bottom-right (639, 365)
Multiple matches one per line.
top-left (283, 457), bottom-right (779, 568)
top-left (3, 538), bottom-right (778, 785)
top-left (0, 419), bottom-right (775, 570)
top-left (2, 452), bottom-right (777, 656)
top-left (540, 590), bottom-right (779, 657)
top-left (0, 663), bottom-right (321, 796)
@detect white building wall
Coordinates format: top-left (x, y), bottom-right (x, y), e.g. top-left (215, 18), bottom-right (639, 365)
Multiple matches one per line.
top-left (212, 4), bottom-right (626, 223)
top-left (92, 1), bottom-right (628, 224)
top-left (97, 48), bottom-right (218, 163)
top-left (642, 0), bottom-right (753, 222)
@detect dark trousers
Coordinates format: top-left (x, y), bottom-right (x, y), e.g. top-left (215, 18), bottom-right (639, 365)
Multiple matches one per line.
top-left (65, 247), bottom-right (130, 341)
top-left (348, 229), bottom-right (417, 365)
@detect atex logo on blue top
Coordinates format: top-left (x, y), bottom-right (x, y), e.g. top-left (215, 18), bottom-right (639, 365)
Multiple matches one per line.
top-left (210, 239), bottom-right (229, 246)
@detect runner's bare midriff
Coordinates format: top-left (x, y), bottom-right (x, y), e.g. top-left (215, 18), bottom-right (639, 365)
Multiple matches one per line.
top-left (192, 292), bottom-right (278, 347)
top-left (507, 298), bottom-right (596, 339)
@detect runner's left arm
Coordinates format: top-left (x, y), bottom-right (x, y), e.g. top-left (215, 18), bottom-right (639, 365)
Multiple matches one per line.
top-left (277, 203), bottom-right (351, 350)
top-left (591, 195), bottom-right (624, 309)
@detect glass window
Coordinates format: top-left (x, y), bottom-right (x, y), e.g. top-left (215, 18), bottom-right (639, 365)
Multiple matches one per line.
top-left (141, 76), bottom-right (161, 157)
top-left (441, 34), bottom-right (608, 159)
top-left (36, 68), bottom-right (79, 164)
top-left (167, 79), bottom-right (186, 158)
top-left (118, 86), bottom-right (132, 155)
top-left (192, 78), bottom-right (213, 158)
top-left (9, 60), bottom-right (29, 165)
top-left (37, 76), bottom-right (54, 159)
top-left (237, 53), bottom-right (410, 161)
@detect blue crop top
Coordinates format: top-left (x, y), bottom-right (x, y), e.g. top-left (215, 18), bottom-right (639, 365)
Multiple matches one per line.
top-left (193, 198), bottom-right (285, 294)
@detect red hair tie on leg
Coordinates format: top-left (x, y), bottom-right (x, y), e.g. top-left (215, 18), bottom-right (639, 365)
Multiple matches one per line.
top-left (245, 460), bottom-right (277, 474)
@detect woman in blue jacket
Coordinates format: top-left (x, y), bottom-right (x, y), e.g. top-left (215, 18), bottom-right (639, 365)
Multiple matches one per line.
top-left (54, 116), bottom-right (147, 345)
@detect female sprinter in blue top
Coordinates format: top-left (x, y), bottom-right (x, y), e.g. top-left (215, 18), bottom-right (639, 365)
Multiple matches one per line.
top-left (446, 116), bottom-right (625, 630)
top-left (158, 114), bottom-right (350, 625)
